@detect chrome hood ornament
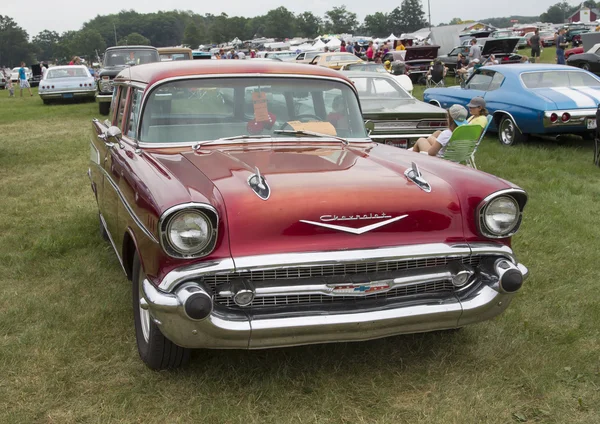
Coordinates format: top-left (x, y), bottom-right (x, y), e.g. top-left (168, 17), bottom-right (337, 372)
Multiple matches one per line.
top-left (248, 166), bottom-right (270, 200)
top-left (404, 162), bottom-right (431, 193)
top-left (300, 214), bottom-right (408, 235)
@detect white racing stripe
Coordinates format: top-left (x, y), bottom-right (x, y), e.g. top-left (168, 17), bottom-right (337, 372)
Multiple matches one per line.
top-left (572, 87), bottom-right (600, 104)
top-left (550, 87), bottom-right (597, 108)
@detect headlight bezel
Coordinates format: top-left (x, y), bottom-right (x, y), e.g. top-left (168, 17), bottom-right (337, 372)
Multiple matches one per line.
top-left (476, 189), bottom-right (527, 239)
top-left (158, 203), bottom-right (219, 259)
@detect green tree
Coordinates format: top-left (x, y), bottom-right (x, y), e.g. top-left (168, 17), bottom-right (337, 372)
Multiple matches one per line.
top-left (540, 2), bottom-right (572, 23)
top-left (71, 29), bottom-right (106, 62)
top-left (324, 5), bottom-right (358, 33)
top-left (398, 0), bottom-right (427, 33)
top-left (296, 12), bottom-right (322, 38)
top-left (388, 7), bottom-right (405, 36)
top-left (32, 30), bottom-right (61, 61)
top-left (0, 15), bottom-right (35, 67)
top-left (364, 12), bottom-right (389, 37)
top-left (209, 13), bottom-right (229, 43)
top-left (182, 23), bottom-right (204, 49)
top-left (117, 32), bottom-right (151, 46)
top-left (264, 7), bottom-right (296, 39)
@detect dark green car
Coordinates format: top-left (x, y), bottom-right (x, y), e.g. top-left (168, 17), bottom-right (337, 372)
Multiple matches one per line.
top-left (345, 71), bottom-right (448, 149)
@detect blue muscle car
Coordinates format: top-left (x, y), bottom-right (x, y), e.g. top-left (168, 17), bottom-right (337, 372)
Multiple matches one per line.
top-left (423, 64), bottom-right (600, 145)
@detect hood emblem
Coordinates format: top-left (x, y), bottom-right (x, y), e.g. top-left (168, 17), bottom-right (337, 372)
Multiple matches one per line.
top-left (248, 166), bottom-right (270, 200)
top-left (300, 215), bottom-right (408, 235)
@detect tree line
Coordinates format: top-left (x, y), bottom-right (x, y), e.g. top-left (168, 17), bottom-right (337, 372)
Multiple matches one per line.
top-left (0, 1), bottom-right (426, 67)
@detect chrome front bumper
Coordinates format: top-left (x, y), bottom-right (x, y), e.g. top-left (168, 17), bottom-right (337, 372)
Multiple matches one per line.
top-left (141, 243), bottom-right (528, 349)
top-left (96, 93), bottom-right (113, 103)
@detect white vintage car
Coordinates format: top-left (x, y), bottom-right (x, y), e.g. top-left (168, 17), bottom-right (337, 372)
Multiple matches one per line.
top-left (38, 65), bottom-right (96, 104)
top-left (10, 67), bottom-right (32, 83)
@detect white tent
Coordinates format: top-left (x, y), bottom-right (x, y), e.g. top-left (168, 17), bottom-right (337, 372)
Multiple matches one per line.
top-left (312, 39), bottom-right (326, 50)
top-left (325, 38), bottom-right (342, 49)
top-left (295, 43), bottom-right (315, 51)
top-left (387, 33), bottom-right (398, 40)
top-left (230, 37), bottom-right (242, 45)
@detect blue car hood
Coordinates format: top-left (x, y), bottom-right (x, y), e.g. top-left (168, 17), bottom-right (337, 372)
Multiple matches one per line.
top-left (531, 87), bottom-right (600, 109)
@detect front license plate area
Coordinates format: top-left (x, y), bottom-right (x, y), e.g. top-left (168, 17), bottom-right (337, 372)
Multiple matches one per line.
top-left (587, 118), bottom-right (597, 130)
top-left (384, 139), bottom-right (408, 149)
top-left (62, 93), bottom-right (73, 99)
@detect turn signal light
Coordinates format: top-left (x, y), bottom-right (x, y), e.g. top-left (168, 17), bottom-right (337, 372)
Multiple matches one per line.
top-left (561, 112), bottom-right (571, 122)
top-left (550, 113), bottom-right (558, 123)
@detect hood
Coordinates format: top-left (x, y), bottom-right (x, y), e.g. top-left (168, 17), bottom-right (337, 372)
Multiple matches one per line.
top-left (361, 98), bottom-right (447, 117)
top-left (98, 67), bottom-right (126, 78)
top-left (404, 46), bottom-right (440, 62)
top-left (529, 86), bottom-right (600, 109)
top-left (482, 38), bottom-right (520, 55)
top-left (179, 144), bottom-right (465, 257)
top-left (30, 64), bottom-right (42, 76)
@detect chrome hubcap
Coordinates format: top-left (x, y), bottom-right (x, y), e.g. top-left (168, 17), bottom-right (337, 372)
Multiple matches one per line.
top-left (138, 274), bottom-right (150, 343)
top-left (501, 120), bottom-right (514, 144)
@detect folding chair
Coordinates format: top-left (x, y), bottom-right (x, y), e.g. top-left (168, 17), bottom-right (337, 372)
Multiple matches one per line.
top-left (426, 63), bottom-right (445, 88)
top-left (439, 124), bottom-right (483, 166)
top-left (467, 115), bottom-right (493, 169)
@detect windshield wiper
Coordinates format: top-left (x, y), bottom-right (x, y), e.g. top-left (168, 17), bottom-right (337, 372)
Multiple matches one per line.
top-left (273, 130), bottom-right (348, 145)
top-left (193, 135), bottom-right (272, 150)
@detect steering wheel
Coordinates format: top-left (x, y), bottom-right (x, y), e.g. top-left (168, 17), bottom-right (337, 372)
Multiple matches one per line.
top-left (279, 114), bottom-right (322, 130)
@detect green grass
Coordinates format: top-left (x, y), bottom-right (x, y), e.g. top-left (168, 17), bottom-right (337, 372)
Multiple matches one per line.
top-left (1, 86), bottom-right (600, 423)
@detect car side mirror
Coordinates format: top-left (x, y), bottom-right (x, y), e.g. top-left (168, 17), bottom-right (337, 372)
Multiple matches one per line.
top-left (100, 126), bottom-right (123, 148)
top-left (364, 120), bottom-right (375, 136)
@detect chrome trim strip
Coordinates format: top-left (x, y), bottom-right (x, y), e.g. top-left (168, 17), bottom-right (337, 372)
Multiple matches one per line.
top-left (100, 166), bottom-right (159, 243)
top-left (543, 108), bottom-right (597, 127)
top-left (157, 202), bottom-right (219, 259)
top-left (476, 188), bottom-right (528, 239)
top-left (99, 212), bottom-right (127, 274)
top-left (299, 215), bottom-right (408, 234)
top-left (157, 242), bottom-right (518, 292)
top-left (369, 133), bottom-right (434, 139)
top-left (138, 138), bottom-right (372, 150)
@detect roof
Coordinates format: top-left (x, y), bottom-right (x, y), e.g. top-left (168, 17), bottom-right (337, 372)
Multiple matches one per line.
top-left (484, 64), bottom-right (583, 74)
top-left (106, 45), bottom-right (158, 51)
top-left (567, 7), bottom-right (600, 20)
top-left (47, 65), bottom-right (89, 71)
top-left (115, 60), bottom-right (352, 86)
top-left (157, 47), bottom-right (192, 53)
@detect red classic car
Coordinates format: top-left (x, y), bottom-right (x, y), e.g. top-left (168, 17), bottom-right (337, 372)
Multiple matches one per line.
top-left (89, 60), bottom-right (529, 369)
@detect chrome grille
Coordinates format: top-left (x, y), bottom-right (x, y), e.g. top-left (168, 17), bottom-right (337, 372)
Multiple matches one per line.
top-left (206, 255), bottom-right (481, 309)
top-left (218, 279), bottom-right (455, 308)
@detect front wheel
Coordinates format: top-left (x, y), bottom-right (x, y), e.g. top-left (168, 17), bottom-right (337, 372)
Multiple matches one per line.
top-left (98, 101), bottom-right (110, 115)
top-left (132, 253), bottom-right (191, 370)
top-left (498, 115), bottom-right (527, 146)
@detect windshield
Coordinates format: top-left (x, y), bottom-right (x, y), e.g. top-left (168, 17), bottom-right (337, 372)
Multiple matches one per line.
top-left (351, 76), bottom-right (412, 100)
top-left (46, 68), bottom-right (89, 79)
top-left (325, 54), bottom-right (358, 62)
top-left (521, 71), bottom-right (600, 88)
top-left (345, 64), bottom-right (387, 73)
top-left (104, 49), bottom-right (159, 67)
top-left (160, 53), bottom-right (191, 61)
top-left (139, 77), bottom-right (368, 143)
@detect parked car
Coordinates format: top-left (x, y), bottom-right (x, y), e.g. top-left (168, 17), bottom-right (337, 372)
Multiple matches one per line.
top-left (346, 71), bottom-right (446, 148)
top-left (294, 51), bottom-right (321, 64)
top-left (309, 52), bottom-right (363, 69)
top-left (480, 38), bottom-right (522, 64)
top-left (338, 62), bottom-right (413, 94)
top-left (490, 29), bottom-right (516, 39)
top-left (158, 47), bottom-right (193, 61)
top-left (436, 46), bottom-right (470, 74)
top-left (565, 46), bottom-right (585, 60)
top-left (264, 51), bottom-right (298, 61)
top-left (30, 63), bottom-right (43, 87)
top-left (192, 51), bottom-right (212, 60)
top-left (383, 45), bottom-right (440, 84)
top-left (96, 45), bottom-right (160, 115)
top-left (565, 25), bottom-right (590, 42)
top-left (0, 71), bottom-right (6, 88)
top-left (10, 66), bottom-right (32, 83)
top-left (540, 31), bottom-right (556, 47)
top-left (89, 60), bottom-right (529, 369)
top-left (38, 65), bottom-right (96, 104)
top-left (567, 43), bottom-right (600, 74)
top-left (424, 64), bottom-right (600, 145)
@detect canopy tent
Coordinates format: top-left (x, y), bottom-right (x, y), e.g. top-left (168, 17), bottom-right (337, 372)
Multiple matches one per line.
top-left (387, 33), bottom-right (398, 40)
top-left (295, 43), bottom-right (315, 51)
top-left (230, 37), bottom-right (242, 45)
top-left (312, 39), bottom-right (326, 50)
top-left (325, 38), bottom-right (342, 48)
top-left (428, 25), bottom-right (462, 56)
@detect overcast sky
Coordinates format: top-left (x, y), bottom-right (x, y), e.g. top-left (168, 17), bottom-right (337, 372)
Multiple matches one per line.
top-left (6, 0), bottom-right (581, 37)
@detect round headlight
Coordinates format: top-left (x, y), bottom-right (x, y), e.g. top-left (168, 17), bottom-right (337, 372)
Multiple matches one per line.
top-left (483, 196), bottom-right (519, 236)
top-left (166, 210), bottom-right (211, 255)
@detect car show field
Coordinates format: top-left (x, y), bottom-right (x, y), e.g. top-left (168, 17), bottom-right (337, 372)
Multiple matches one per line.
top-left (1, 81), bottom-right (599, 422)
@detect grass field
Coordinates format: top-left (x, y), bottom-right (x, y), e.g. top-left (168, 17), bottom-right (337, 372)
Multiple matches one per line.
top-left (1, 67), bottom-right (600, 423)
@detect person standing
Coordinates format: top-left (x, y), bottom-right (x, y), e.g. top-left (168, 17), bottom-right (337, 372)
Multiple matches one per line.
top-left (340, 40), bottom-right (346, 52)
top-left (18, 62), bottom-right (32, 97)
top-left (529, 29), bottom-right (541, 63)
top-left (468, 38), bottom-right (481, 63)
top-left (354, 42), bottom-right (361, 57)
top-left (366, 41), bottom-right (374, 61)
top-left (346, 41), bottom-right (354, 54)
top-left (556, 28), bottom-right (567, 65)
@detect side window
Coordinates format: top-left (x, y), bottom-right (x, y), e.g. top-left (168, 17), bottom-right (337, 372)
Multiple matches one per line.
top-left (297, 53), bottom-right (304, 60)
top-left (117, 87), bottom-right (129, 129)
top-left (110, 87), bottom-right (121, 124)
top-left (488, 72), bottom-right (505, 91)
top-left (127, 89), bottom-right (143, 138)
top-left (467, 71), bottom-right (494, 91)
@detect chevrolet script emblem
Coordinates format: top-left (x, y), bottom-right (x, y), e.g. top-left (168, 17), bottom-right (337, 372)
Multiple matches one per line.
top-left (300, 214), bottom-right (407, 235)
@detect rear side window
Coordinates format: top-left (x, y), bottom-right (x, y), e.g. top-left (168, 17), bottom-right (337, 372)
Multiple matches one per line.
top-left (127, 89), bottom-right (143, 138)
top-left (521, 71), bottom-right (600, 88)
top-left (487, 72), bottom-right (505, 91)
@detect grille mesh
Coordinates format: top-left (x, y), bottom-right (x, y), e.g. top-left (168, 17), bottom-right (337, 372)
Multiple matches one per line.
top-left (206, 255), bottom-right (480, 309)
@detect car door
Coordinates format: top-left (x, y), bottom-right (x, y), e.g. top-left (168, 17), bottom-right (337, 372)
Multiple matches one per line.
top-left (102, 85), bottom-right (129, 243)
